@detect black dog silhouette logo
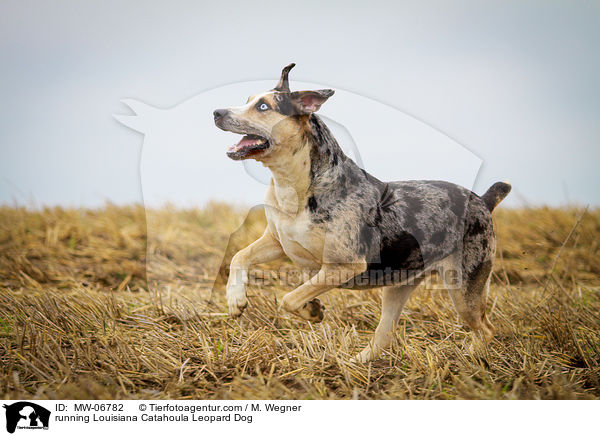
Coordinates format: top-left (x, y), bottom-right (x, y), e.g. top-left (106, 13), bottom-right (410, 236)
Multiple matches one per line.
top-left (3, 402), bottom-right (50, 433)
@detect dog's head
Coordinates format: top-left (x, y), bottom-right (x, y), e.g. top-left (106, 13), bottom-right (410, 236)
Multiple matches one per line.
top-left (213, 63), bottom-right (334, 161)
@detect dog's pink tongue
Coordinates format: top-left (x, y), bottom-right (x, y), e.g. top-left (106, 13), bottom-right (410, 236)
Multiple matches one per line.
top-left (237, 136), bottom-right (257, 147)
top-left (228, 136), bottom-right (255, 152)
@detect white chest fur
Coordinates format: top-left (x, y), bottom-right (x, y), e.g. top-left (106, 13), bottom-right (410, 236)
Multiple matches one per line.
top-left (265, 185), bottom-right (324, 268)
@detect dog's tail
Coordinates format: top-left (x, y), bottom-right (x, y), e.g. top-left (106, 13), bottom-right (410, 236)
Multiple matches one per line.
top-left (481, 181), bottom-right (511, 212)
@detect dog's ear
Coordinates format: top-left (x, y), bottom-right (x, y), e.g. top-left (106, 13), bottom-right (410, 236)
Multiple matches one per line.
top-left (290, 89), bottom-right (334, 114)
top-left (273, 63), bottom-right (295, 92)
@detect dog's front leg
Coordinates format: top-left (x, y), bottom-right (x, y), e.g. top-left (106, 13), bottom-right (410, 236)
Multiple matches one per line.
top-left (280, 262), bottom-right (366, 322)
top-left (227, 229), bottom-right (284, 316)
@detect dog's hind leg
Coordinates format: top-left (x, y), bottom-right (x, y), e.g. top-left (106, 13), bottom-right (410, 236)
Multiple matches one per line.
top-left (449, 258), bottom-right (495, 350)
top-left (352, 282), bottom-right (421, 363)
top-left (280, 263), bottom-right (366, 323)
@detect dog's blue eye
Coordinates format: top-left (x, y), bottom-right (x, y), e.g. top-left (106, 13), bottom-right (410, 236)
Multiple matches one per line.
top-left (258, 103), bottom-right (269, 111)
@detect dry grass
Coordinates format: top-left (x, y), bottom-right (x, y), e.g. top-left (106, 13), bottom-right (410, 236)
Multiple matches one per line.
top-left (0, 204), bottom-right (599, 399)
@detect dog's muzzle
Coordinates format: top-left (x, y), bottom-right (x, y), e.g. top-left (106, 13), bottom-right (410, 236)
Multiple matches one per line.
top-left (213, 108), bottom-right (271, 160)
top-left (225, 134), bottom-right (270, 160)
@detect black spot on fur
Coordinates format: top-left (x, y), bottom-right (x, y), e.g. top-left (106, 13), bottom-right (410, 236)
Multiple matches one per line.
top-left (356, 231), bottom-right (425, 284)
top-left (468, 218), bottom-right (486, 236)
top-left (358, 223), bottom-right (375, 256)
top-left (307, 196), bottom-right (318, 212)
top-left (274, 92), bottom-right (296, 116)
top-left (306, 194), bottom-right (331, 223)
top-left (466, 259), bottom-right (492, 287)
top-left (430, 229), bottom-right (447, 245)
top-left (404, 196), bottom-right (424, 214)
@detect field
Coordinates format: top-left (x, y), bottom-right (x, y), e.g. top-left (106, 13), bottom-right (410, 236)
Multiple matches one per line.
top-left (1, 204), bottom-right (599, 399)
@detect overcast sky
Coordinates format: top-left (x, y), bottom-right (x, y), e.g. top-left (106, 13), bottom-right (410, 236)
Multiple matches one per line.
top-left (1, 1), bottom-right (599, 208)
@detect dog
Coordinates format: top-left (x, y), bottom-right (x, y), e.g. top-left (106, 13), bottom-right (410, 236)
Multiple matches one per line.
top-left (213, 63), bottom-right (511, 362)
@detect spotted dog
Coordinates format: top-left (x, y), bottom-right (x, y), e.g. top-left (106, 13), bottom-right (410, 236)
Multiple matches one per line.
top-left (213, 64), bottom-right (511, 362)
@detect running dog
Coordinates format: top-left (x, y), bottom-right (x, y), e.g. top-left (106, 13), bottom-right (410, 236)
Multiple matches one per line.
top-left (213, 64), bottom-right (511, 362)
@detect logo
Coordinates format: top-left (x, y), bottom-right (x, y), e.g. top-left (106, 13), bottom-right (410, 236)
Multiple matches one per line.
top-left (3, 402), bottom-right (50, 434)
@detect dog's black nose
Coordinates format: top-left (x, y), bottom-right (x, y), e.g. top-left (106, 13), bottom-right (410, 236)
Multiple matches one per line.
top-left (213, 108), bottom-right (228, 121)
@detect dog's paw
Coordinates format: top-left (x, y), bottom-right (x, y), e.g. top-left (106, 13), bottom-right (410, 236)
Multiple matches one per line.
top-left (228, 294), bottom-right (248, 317)
top-left (350, 343), bottom-right (383, 364)
top-left (350, 348), bottom-right (372, 364)
top-left (226, 287), bottom-right (248, 317)
top-left (297, 298), bottom-right (325, 323)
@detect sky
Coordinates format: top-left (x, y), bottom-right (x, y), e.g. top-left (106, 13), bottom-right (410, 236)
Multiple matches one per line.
top-left (1, 0), bottom-right (599, 208)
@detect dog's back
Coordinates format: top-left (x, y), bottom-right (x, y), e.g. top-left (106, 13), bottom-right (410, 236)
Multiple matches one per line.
top-left (335, 177), bottom-right (505, 288)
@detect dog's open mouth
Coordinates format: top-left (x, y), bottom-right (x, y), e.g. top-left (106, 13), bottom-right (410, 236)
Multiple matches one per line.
top-left (226, 134), bottom-right (270, 160)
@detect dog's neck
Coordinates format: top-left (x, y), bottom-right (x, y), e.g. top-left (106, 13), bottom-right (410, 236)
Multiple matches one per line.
top-left (262, 136), bottom-right (312, 215)
top-left (261, 115), bottom-right (348, 215)
top-left (305, 114), bottom-right (347, 179)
